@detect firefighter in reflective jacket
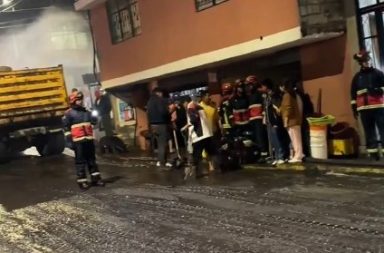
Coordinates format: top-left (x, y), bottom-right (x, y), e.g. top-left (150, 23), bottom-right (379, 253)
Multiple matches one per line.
top-left (230, 80), bottom-right (250, 135)
top-left (63, 91), bottom-right (105, 190)
top-left (351, 50), bottom-right (384, 160)
top-left (245, 75), bottom-right (269, 161)
top-left (218, 82), bottom-right (234, 136)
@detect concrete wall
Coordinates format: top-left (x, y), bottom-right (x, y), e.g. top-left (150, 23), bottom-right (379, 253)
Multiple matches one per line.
top-left (90, 0), bottom-right (300, 82)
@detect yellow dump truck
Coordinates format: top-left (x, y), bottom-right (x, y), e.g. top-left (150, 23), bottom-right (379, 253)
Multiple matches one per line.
top-left (0, 65), bottom-right (69, 161)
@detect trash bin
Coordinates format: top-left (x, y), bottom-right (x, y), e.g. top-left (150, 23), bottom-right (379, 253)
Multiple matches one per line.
top-left (328, 122), bottom-right (358, 157)
top-left (307, 115), bottom-right (335, 159)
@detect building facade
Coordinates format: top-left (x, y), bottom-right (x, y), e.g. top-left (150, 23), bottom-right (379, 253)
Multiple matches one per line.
top-left (75, 0), bottom-right (380, 151)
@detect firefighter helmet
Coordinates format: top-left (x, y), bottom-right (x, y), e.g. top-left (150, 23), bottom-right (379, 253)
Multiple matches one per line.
top-left (353, 50), bottom-right (371, 63)
top-left (69, 91), bottom-right (84, 104)
top-left (221, 82), bottom-right (233, 95)
top-left (245, 75), bottom-right (258, 85)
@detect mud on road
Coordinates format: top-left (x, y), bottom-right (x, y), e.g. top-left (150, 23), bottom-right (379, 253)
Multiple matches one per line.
top-left (0, 154), bottom-right (384, 252)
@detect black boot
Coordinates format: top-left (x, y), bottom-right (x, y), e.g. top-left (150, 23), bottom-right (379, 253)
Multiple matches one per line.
top-left (257, 156), bottom-right (267, 164)
top-left (78, 181), bottom-right (90, 191)
top-left (91, 175), bottom-right (105, 187)
top-left (91, 180), bottom-right (106, 187)
top-left (370, 153), bottom-right (380, 161)
top-left (195, 166), bottom-right (208, 179)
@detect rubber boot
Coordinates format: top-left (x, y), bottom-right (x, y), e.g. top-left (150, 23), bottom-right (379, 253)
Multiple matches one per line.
top-left (370, 153), bottom-right (380, 161)
top-left (195, 164), bottom-right (208, 179)
top-left (91, 175), bottom-right (105, 187)
top-left (78, 181), bottom-right (90, 191)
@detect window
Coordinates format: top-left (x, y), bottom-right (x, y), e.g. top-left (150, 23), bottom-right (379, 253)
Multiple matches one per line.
top-left (358, 0), bottom-right (378, 8)
top-left (356, 0), bottom-right (384, 67)
top-left (106, 0), bottom-right (141, 44)
top-left (195, 0), bottom-right (228, 12)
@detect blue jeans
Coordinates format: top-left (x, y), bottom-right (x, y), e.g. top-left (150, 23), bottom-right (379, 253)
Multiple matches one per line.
top-left (268, 125), bottom-right (284, 160)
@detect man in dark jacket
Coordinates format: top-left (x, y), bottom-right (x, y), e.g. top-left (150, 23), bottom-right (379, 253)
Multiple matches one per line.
top-left (147, 87), bottom-right (172, 168)
top-left (245, 75), bottom-right (269, 162)
top-left (95, 89), bottom-right (113, 137)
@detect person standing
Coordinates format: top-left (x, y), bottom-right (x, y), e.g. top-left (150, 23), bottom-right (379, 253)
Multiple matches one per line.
top-left (63, 91), bottom-right (105, 190)
top-left (351, 50), bottom-right (384, 161)
top-left (280, 80), bottom-right (303, 163)
top-left (186, 94), bottom-right (216, 178)
top-left (230, 80), bottom-right (250, 137)
top-left (147, 87), bottom-right (173, 168)
top-left (294, 85), bottom-right (314, 158)
top-left (218, 82), bottom-right (234, 138)
top-left (95, 88), bottom-right (113, 137)
top-left (259, 79), bottom-right (287, 165)
top-left (199, 90), bottom-right (219, 171)
top-left (199, 90), bottom-right (220, 138)
top-left (245, 75), bottom-right (269, 162)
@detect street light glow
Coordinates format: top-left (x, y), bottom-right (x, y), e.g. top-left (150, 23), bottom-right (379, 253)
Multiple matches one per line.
top-left (2, 0), bottom-right (12, 6)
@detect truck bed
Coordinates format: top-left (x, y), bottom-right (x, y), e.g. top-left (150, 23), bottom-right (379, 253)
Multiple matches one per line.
top-left (0, 66), bottom-right (69, 127)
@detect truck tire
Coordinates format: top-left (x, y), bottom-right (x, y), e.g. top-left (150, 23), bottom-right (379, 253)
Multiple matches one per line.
top-left (36, 132), bottom-right (65, 156)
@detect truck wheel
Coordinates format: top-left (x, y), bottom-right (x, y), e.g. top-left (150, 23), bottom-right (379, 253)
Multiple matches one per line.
top-left (36, 132), bottom-right (65, 156)
top-left (0, 142), bottom-right (10, 163)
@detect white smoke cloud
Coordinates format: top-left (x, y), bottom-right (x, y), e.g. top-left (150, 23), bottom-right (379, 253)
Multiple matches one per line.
top-left (0, 7), bottom-right (95, 92)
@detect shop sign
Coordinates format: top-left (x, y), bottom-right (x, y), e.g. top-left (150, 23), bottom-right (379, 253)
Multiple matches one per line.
top-left (117, 99), bottom-right (136, 126)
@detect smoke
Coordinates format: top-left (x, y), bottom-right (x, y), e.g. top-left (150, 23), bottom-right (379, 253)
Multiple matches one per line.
top-left (0, 7), bottom-right (94, 92)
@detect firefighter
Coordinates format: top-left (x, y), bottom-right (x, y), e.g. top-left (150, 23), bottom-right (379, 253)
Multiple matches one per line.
top-left (63, 91), bottom-right (105, 190)
top-left (351, 50), bottom-right (384, 160)
top-left (245, 75), bottom-right (269, 162)
top-left (230, 79), bottom-right (250, 136)
top-left (218, 82), bottom-right (234, 137)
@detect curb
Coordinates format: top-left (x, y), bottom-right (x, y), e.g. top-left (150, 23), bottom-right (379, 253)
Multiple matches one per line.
top-left (243, 163), bottom-right (384, 177)
top-left (97, 153), bottom-right (384, 177)
top-left (305, 158), bottom-right (384, 168)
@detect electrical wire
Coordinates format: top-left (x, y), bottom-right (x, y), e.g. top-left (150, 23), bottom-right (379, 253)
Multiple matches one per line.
top-left (86, 10), bottom-right (101, 87)
top-left (0, 0), bottom-right (23, 12)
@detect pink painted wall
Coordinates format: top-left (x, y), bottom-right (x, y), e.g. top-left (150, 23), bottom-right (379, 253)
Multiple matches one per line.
top-left (301, 36), bottom-right (356, 127)
top-left (90, 0), bottom-right (300, 81)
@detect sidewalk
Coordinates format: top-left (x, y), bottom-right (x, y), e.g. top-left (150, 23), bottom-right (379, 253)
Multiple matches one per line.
top-left (244, 157), bottom-right (384, 177)
top-left (102, 147), bottom-right (384, 176)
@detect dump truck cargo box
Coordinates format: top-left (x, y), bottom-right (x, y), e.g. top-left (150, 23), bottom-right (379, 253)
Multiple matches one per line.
top-left (0, 65), bottom-right (69, 130)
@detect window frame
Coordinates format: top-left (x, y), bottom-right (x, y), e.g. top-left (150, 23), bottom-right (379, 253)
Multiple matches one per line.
top-left (195, 0), bottom-right (228, 12)
top-left (106, 0), bottom-right (141, 44)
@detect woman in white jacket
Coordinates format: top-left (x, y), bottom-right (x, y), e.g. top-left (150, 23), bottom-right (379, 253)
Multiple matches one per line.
top-left (185, 96), bottom-right (216, 178)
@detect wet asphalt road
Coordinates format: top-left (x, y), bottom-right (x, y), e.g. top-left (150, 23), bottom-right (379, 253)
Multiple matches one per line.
top-left (1, 152), bottom-right (384, 252)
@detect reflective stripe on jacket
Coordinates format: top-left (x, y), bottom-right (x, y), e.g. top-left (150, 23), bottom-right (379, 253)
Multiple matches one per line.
top-left (233, 108), bottom-right (249, 125)
top-left (63, 106), bottom-right (97, 143)
top-left (248, 104), bottom-right (263, 120)
top-left (231, 96), bottom-right (249, 125)
top-left (248, 92), bottom-right (264, 121)
top-left (350, 67), bottom-right (384, 111)
top-left (71, 122), bottom-right (94, 142)
top-left (355, 88), bottom-right (384, 111)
